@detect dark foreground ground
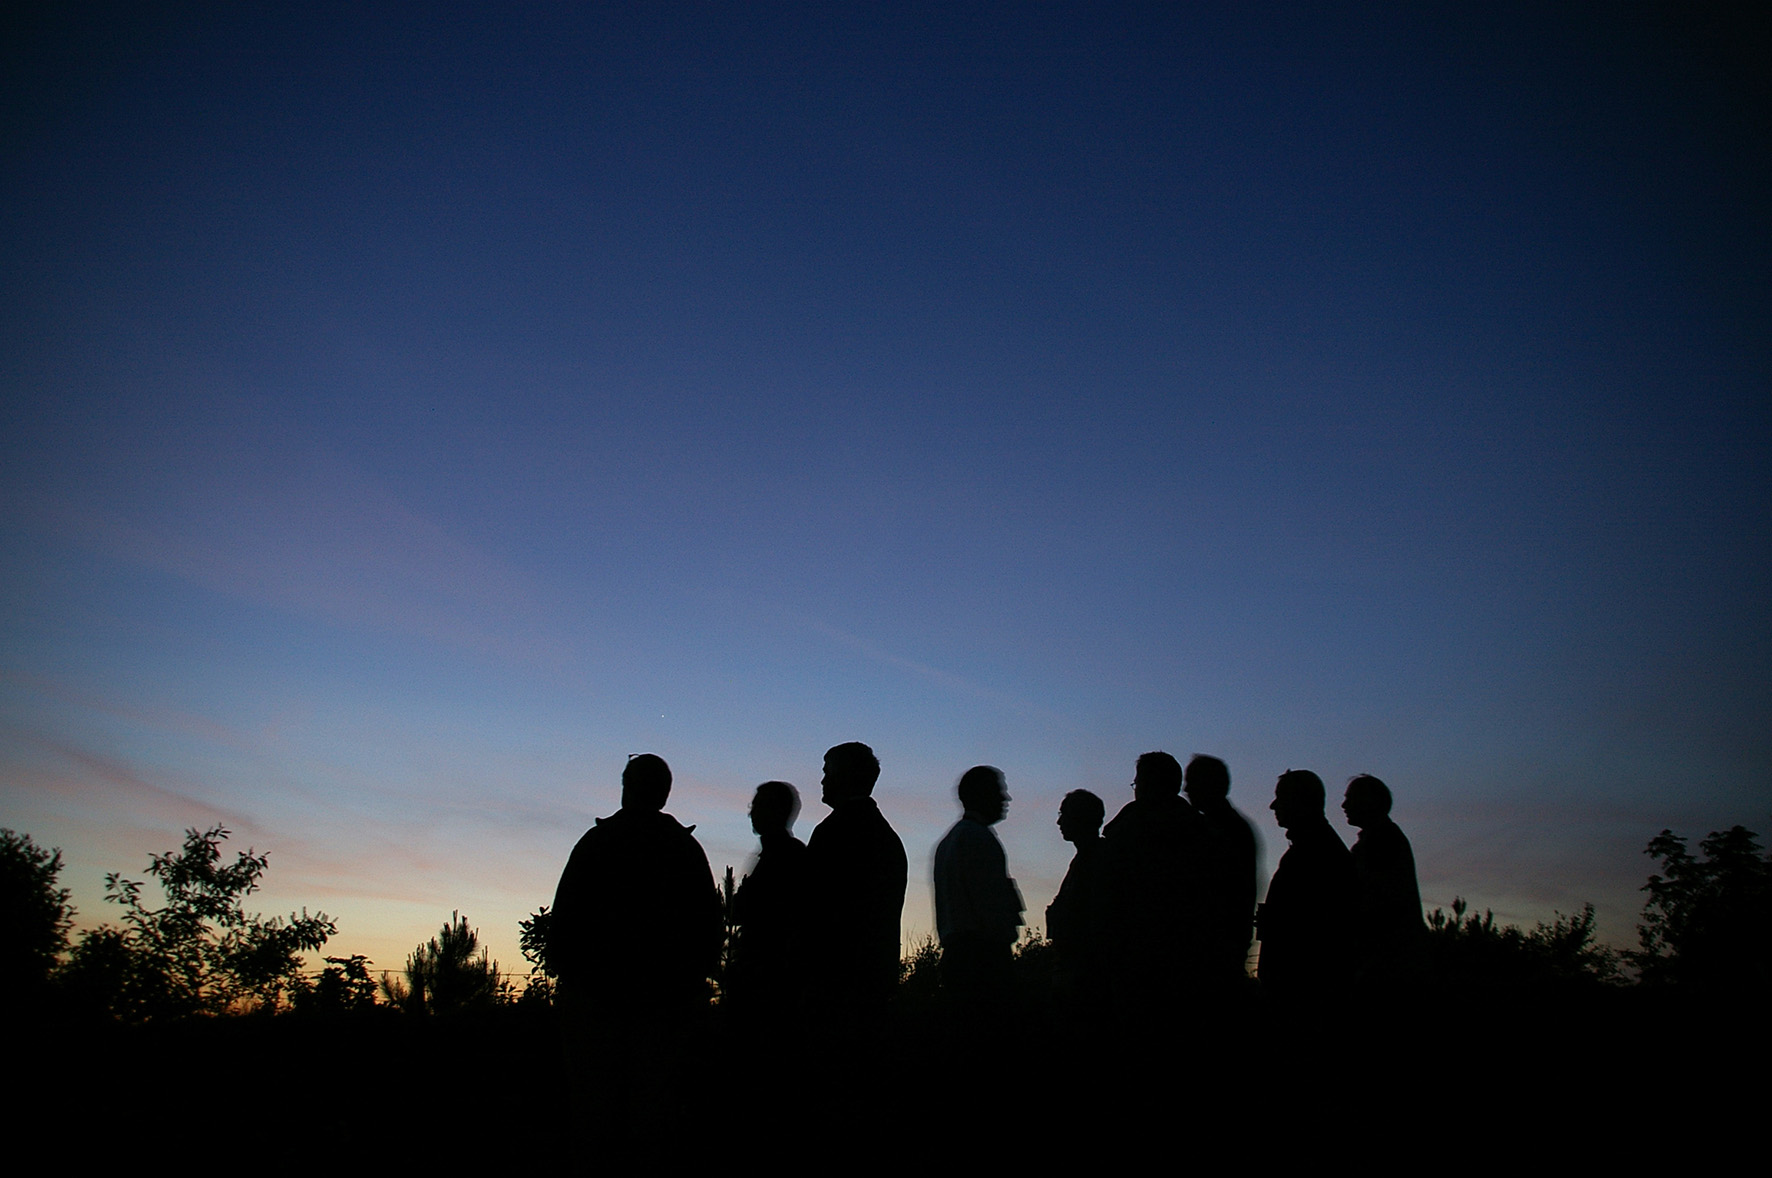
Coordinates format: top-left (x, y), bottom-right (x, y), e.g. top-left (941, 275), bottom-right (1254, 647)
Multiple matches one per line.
top-left (16, 984), bottom-right (1758, 1167)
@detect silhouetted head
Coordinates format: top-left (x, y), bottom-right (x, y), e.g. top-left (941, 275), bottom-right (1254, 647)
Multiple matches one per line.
top-left (621, 753), bottom-right (672, 811)
top-left (821, 741), bottom-right (880, 806)
top-left (1270, 769), bottom-right (1325, 832)
top-left (1133, 751), bottom-right (1183, 801)
top-left (957, 765), bottom-right (1009, 825)
top-left (1341, 774), bottom-right (1392, 829)
top-left (1058, 789), bottom-right (1104, 844)
top-left (750, 780), bottom-right (801, 837)
top-left (1183, 754), bottom-right (1231, 806)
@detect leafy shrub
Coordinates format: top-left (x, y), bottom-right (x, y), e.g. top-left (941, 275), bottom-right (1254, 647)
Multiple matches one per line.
top-left (0, 829), bottom-right (74, 1001)
top-left (382, 911), bottom-right (507, 1014)
top-left (60, 825), bottom-right (334, 1020)
top-left (292, 954), bottom-right (378, 1013)
top-left (1632, 825), bottom-right (1770, 989)
top-left (1423, 896), bottom-right (1619, 986)
top-left (897, 933), bottom-right (942, 1006)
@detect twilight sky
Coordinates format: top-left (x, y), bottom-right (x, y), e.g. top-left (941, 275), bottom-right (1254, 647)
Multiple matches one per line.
top-left (3, 3), bottom-right (1767, 980)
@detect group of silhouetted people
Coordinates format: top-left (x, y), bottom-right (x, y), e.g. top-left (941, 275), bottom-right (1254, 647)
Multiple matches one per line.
top-left (549, 743), bottom-right (908, 1031)
top-left (1258, 766), bottom-right (1427, 995)
top-left (548, 743), bottom-right (1425, 1043)
top-left (547, 744), bottom-right (910, 1130)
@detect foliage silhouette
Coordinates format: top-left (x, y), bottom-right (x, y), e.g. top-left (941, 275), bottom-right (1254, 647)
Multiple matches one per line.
top-left (1632, 824), bottom-right (1770, 989)
top-left (291, 954), bottom-right (378, 1013)
top-left (1011, 925), bottom-right (1056, 997)
top-left (717, 863), bottom-right (739, 995)
top-left (515, 971), bottom-right (556, 1007)
top-left (0, 829), bottom-right (75, 1001)
top-left (59, 825), bottom-right (333, 1020)
top-left (1423, 896), bottom-right (1618, 986)
top-left (517, 904), bottom-right (557, 1005)
top-left (897, 932), bottom-right (942, 1008)
top-left (383, 911), bottom-right (507, 1014)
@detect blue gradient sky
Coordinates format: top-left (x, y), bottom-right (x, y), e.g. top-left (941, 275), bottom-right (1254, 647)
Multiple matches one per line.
top-left (3, 4), bottom-right (1767, 977)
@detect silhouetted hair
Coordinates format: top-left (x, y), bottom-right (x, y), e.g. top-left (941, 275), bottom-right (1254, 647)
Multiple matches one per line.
top-left (1136, 751), bottom-right (1183, 796)
top-left (957, 765), bottom-right (1006, 813)
top-left (621, 753), bottom-right (672, 810)
top-left (825, 741), bottom-right (882, 794)
top-left (1060, 788), bottom-right (1105, 829)
top-left (1185, 754), bottom-right (1231, 800)
top-left (750, 780), bottom-right (801, 832)
top-left (1275, 768), bottom-right (1326, 809)
top-left (1346, 773), bottom-right (1392, 815)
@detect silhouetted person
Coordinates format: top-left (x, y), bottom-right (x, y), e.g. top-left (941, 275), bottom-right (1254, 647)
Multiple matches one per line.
top-left (727, 780), bottom-right (810, 1017)
top-left (1258, 769), bottom-right (1355, 997)
top-left (551, 753), bottom-right (723, 1014)
top-left (934, 765), bottom-right (1024, 1020)
top-left (1046, 788), bottom-right (1110, 1005)
top-left (1103, 750), bottom-right (1205, 1004)
top-left (806, 741), bottom-right (908, 1011)
top-left (550, 753), bottom-right (723, 1137)
top-left (1342, 774), bottom-right (1424, 979)
top-left (1184, 754), bottom-right (1259, 986)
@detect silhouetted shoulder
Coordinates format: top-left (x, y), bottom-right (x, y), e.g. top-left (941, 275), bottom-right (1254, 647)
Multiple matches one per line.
top-left (806, 797), bottom-right (907, 1002)
top-left (549, 807), bottom-right (721, 1008)
top-left (1047, 837), bottom-right (1109, 961)
top-left (1350, 817), bottom-right (1424, 960)
top-left (809, 798), bottom-right (909, 888)
top-left (733, 834), bottom-right (809, 930)
top-left (934, 816), bottom-right (1021, 946)
top-left (1194, 798), bottom-right (1259, 983)
top-left (1259, 819), bottom-right (1354, 993)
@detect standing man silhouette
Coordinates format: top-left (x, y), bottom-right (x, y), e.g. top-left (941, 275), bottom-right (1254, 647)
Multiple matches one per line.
top-left (1047, 788), bottom-right (1110, 1006)
top-left (727, 780), bottom-right (811, 1018)
top-left (806, 741), bottom-right (908, 1011)
top-left (549, 753), bottom-right (723, 1134)
top-left (1342, 773), bottom-right (1424, 978)
top-left (1258, 769), bottom-right (1355, 997)
top-left (1103, 751), bottom-right (1203, 1004)
top-left (550, 753), bottom-right (722, 1015)
top-left (934, 765), bottom-right (1024, 1019)
top-left (1184, 754), bottom-right (1259, 986)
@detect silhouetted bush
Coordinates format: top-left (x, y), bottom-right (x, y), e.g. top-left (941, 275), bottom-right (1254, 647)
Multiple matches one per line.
top-left (517, 904), bottom-right (556, 1004)
top-left (0, 829), bottom-right (74, 1003)
top-left (58, 825), bottom-right (333, 1020)
top-left (717, 864), bottom-right (739, 993)
top-left (1011, 925), bottom-right (1056, 998)
top-left (897, 933), bottom-right (942, 1007)
top-left (1423, 896), bottom-right (1619, 987)
top-left (518, 906), bottom-right (552, 971)
top-left (382, 911), bottom-right (507, 1014)
top-left (291, 954), bottom-right (378, 1013)
top-left (1631, 824), bottom-right (1770, 989)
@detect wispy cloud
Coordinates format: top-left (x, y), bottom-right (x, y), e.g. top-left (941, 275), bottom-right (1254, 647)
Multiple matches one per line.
top-left (0, 668), bottom-right (255, 750)
top-left (3, 724), bottom-right (259, 837)
top-left (28, 452), bottom-right (574, 668)
top-left (805, 617), bottom-right (1069, 725)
